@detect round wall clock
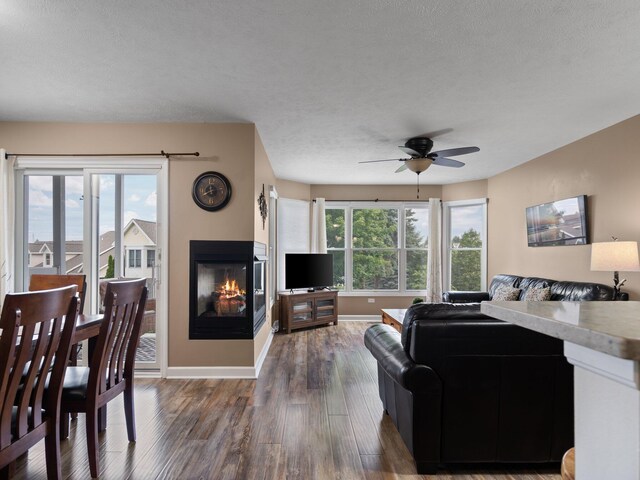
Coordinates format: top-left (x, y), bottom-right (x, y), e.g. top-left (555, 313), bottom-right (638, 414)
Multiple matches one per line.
top-left (192, 171), bottom-right (232, 211)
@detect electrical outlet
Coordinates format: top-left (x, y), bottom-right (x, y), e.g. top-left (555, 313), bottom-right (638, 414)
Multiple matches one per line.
top-left (367, 298), bottom-right (375, 303)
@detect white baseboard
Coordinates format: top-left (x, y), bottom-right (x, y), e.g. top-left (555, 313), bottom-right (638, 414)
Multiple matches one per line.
top-left (339, 315), bottom-right (381, 322)
top-left (254, 329), bottom-right (274, 377)
top-left (165, 330), bottom-right (274, 380)
top-left (134, 369), bottom-right (161, 378)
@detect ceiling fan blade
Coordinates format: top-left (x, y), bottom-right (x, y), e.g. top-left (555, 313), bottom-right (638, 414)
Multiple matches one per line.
top-left (431, 146), bottom-right (479, 158)
top-left (359, 158), bottom-right (405, 164)
top-left (398, 146), bottom-right (421, 157)
top-left (432, 157), bottom-right (465, 168)
top-left (395, 163), bottom-right (408, 173)
top-left (418, 128), bottom-right (453, 139)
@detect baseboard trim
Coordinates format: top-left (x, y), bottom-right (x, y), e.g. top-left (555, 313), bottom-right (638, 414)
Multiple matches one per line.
top-left (254, 329), bottom-right (274, 378)
top-left (166, 330), bottom-right (275, 380)
top-left (339, 315), bottom-right (380, 322)
top-left (134, 369), bottom-right (161, 378)
top-left (166, 366), bottom-right (258, 379)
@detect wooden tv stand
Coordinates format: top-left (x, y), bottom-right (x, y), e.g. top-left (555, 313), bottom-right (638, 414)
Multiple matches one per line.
top-left (279, 290), bottom-right (338, 334)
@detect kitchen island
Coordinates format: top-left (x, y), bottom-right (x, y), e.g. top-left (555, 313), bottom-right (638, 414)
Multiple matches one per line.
top-left (482, 301), bottom-right (640, 480)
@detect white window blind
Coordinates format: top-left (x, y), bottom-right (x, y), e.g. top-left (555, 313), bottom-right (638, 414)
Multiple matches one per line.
top-left (277, 198), bottom-right (310, 291)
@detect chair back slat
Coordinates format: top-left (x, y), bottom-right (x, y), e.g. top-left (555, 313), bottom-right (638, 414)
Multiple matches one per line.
top-left (17, 318), bottom-right (59, 431)
top-left (0, 286), bottom-right (78, 452)
top-left (88, 279), bottom-right (147, 397)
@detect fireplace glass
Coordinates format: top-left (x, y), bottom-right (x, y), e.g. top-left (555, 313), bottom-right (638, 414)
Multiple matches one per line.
top-left (196, 262), bottom-right (247, 318)
top-left (254, 260), bottom-right (265, 318)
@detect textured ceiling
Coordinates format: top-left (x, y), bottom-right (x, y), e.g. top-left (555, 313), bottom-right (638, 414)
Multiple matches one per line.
top-left (2, 1), bottom-right (640, 185)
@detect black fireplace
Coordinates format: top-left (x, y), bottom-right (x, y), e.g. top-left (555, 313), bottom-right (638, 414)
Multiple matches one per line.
top-left (189, 241), bottom-right (267, 339)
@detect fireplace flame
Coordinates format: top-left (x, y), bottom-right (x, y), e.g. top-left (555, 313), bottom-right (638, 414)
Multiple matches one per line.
top-left (220, 279), bottom-right (245, 298)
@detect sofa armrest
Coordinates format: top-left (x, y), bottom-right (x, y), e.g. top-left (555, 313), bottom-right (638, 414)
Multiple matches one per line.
top-left (442, 291), bottom-right (491, 303)
top-left (364, 324), bottom-right (441, 394)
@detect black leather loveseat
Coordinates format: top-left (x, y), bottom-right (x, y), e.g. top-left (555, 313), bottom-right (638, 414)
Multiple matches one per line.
top-left (364, 274), bottom-right (616, 474)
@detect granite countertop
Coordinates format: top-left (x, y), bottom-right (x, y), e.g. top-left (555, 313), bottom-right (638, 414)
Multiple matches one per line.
top-left (481, 301), bottom-right (640, 361)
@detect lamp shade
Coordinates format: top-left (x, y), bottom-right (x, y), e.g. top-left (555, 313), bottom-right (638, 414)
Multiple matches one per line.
top-left (590, 241), bottom-right (640, 272)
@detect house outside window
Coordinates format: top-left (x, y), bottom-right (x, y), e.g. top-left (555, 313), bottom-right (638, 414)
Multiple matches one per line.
top-left (44, 253), bottom-right (52, 267)
top-left (128, 249), bottom-right (142, 268)
top-left (326, 202), bottom-right (429, 294)
top-left (147, 249), bottom-right (155, 268)
top-left (443, 199), bottom-right (487, 291)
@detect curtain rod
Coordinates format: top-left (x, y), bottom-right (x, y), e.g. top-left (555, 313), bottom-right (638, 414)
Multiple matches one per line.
top-left (4, 150), bottom-right (199, 159)
top-left (314, 198), bottom-right (429, 202)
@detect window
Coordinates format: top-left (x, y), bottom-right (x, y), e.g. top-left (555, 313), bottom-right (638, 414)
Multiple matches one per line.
top-left (325, 208), bottom-right (345, 289)
top-left (147, 249), bottom-right (155, 268)
top-left (443, 199), bottom-right (487, 291)
top-left (129, 249), bottom-right (141, 268)
top-left (326, 202), bottom-right (429, 293)
top-left (44, 253), bottom-right (52, 267)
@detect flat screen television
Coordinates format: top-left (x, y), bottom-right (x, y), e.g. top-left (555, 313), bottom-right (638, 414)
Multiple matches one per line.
top-left (285, 253), bottom-right (334, 291)
top-left (526, 195), bottom-right (589, 247)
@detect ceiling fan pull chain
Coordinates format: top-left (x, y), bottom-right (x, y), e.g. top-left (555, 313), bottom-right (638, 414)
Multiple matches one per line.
top-left (416, 174), bottom-right (420, 199)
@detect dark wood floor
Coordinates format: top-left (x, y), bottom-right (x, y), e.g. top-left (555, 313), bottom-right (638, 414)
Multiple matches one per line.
top-left (13, 322), bottom-right (561, 479)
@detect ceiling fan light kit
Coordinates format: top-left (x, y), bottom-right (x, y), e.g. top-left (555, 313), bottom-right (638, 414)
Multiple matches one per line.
top-left (359, 135), bottom-right (480, 198)
top-left (406, 158), bottom-right (433, 174)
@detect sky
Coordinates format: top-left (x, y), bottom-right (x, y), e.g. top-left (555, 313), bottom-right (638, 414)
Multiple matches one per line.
top-left (450, 204), bottom-right (484, 239)
top-left (27, 174), bottom-right (157, 242)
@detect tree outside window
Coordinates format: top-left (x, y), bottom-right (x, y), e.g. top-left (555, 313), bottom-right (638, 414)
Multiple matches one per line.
top-left (326, 203), bottom-right (429, 293)
top-left (353, 208), bottom-right (398, 290)
top-left (447, 203), bottom-right (485, 291)
top-left (405, 208), bottom-right (429, 290)
top-left (325, 208), bottom-right (345, 289)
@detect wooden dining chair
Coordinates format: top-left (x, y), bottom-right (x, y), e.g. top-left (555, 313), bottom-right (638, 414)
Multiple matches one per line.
top-left (29, 274), bottom-right (86, 314)
top-left (60, 278), bottom-right (147, 478)
top-left (29, 274), bottom-right (87, 371)
top-left (0, 286), bottom-right (79, 480)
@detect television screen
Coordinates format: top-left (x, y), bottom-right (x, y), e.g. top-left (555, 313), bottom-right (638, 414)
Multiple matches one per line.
top-left (285, 253), bottom-right (334, 291)
top-left (526, 195), bottom-right (589, 247)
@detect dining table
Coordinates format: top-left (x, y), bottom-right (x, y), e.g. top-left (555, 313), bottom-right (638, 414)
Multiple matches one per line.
top-left (74, 313), bottom-right (103, 343)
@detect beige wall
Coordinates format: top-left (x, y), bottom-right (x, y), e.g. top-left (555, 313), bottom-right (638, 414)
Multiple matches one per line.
top-left (0, 122), bottom-right (270, 368)
top-left (488, 114), bottom-right (640, 299)
top-left (442, 179), bottom-right (487, 202)
top-left (275, 179), bottom-right (311, 200)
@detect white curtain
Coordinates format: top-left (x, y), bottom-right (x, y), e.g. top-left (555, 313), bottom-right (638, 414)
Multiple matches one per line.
top-left (311, 198), bottom-right (327, 254)
top-left (426, 197), bottom-right (442, 303)
top-left (0, 149), bottom-right (15, 302)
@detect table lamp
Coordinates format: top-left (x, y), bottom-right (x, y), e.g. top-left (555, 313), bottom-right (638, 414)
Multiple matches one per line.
top-left (590, 240), bottom-right (640, 299)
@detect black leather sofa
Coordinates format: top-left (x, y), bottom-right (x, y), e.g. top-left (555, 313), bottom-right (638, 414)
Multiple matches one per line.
top-left (364, 274), bottom-right (616, 474)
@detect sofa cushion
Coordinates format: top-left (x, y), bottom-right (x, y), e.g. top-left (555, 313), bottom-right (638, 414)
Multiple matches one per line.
top-left (518, 277), bottom-right (556, 300)
top-left (488, 274), bottom-right (523, 298)
top-left (550, 280), bottom-right (615, 301)
top-left (401, 302), bottom-right (488, 355)
top-left (522, 286), bottom-right (552, 301)
top-left (492, 285), bottom-right (521, 301)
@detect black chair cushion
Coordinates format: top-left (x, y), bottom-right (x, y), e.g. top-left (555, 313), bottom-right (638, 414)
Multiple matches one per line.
top-left (61, 366), bottom-right (90, 402)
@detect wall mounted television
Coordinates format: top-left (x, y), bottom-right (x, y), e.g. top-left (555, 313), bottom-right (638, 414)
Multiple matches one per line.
top-left (285, 253), bottom-right (334, 291)
top-left (526, 195), bottom-right (589, 247)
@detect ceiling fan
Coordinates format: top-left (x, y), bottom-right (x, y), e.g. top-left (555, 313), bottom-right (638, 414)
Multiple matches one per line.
top-left (359, 136), bottom-right (480, 197)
